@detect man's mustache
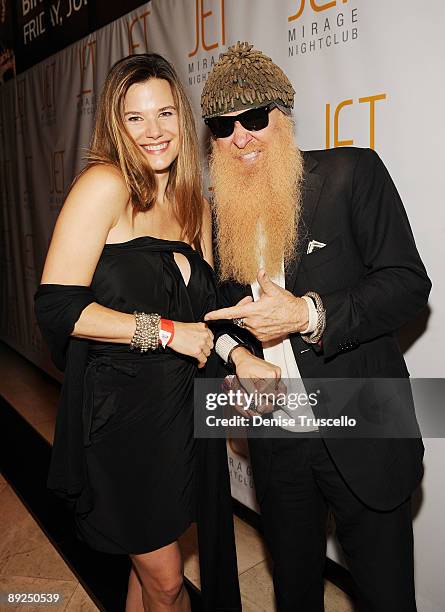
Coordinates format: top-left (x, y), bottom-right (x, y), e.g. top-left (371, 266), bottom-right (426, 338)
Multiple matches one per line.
top-left (231, 142), bottom-right (266, 159)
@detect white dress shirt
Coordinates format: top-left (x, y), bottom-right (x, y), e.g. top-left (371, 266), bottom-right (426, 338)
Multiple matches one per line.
top-left (250, 262), bottom-right (318, 432)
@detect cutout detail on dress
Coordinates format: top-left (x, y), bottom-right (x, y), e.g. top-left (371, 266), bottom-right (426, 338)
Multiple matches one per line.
top-left (173, 252), bottom-right (191, 287)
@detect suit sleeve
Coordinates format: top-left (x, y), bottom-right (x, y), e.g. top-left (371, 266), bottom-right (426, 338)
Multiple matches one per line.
top-left (321, 148), bottom-right (431, 359)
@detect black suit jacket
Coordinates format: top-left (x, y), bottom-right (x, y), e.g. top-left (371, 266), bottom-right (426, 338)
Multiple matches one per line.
top-left (218, 147), bottom-right (431, 511)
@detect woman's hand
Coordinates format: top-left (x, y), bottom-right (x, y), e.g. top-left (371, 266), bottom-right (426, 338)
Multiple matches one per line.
top-left (169, 322), bottom-right (214, 368)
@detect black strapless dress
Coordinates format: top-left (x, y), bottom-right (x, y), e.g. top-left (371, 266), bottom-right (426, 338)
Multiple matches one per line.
top-left (75, 236), bottom-right (217, 554)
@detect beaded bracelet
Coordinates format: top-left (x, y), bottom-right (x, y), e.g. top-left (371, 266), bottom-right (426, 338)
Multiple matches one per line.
top-left (130, 312), bottom-right (161, 353)
top-left (301, 292), bottom-right (326, 345)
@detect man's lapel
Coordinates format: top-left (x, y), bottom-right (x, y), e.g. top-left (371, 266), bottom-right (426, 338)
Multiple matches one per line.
top-left (285, 152), bottom-right (325, 291)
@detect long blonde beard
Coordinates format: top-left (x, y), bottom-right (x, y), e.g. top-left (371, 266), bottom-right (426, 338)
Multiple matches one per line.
top-left (209, 113), bottom-right (303, 285)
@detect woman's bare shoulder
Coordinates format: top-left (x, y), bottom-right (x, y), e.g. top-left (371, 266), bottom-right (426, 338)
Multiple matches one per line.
top-left (74, 164), bottom-right (128, 198)
top-left (202, 196), bottom-right (212, 222)
top-left (65, 163), bottom-right (129, 221)
top-left (201, 196), bottom-right (214, 267)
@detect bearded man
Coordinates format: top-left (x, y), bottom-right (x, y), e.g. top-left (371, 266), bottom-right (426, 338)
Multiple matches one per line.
top-left (202, 42), bottom-right (431, 612)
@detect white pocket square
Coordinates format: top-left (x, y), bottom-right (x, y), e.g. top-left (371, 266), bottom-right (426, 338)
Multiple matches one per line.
top-left (307, 240), bottom-right (327, 254)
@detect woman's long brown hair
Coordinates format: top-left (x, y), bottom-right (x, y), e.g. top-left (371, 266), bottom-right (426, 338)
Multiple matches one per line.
top-left (86, 54), bottom-right (203, 252)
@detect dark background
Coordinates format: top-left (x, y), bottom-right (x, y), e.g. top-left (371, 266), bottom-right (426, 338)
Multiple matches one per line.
top-left (0, 0), bottom-right (149, 75)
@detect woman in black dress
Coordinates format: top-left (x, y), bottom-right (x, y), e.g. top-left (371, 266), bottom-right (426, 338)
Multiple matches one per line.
top-left (35, 55), bottom-right (240, 612)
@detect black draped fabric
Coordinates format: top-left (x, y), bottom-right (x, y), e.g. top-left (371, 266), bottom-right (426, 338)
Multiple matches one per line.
top-left (35, 285), bottom-right (95, 510)
top-left (34, 237), bottom-right (241, 611)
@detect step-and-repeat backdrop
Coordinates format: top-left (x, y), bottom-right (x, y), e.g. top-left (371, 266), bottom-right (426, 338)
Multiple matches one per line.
top-left (1, 2), bottom-right (444, 609)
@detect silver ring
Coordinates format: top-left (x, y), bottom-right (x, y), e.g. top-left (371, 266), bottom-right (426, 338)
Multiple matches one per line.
top-left (247, 399), bottom-right (263, 415)
top-left (233, 317), bottom-right (245, 328)
top-left (248, 401), bottom-right (259, 414)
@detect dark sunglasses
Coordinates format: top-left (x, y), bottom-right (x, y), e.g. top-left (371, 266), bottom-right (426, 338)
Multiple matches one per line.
top-left (205, 103), bottom-right (277, 138)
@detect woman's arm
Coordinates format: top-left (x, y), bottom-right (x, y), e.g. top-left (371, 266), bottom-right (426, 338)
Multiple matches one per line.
top-left (41, 164), bottom-right (136, 344)
top-left (41, 164), bottom-right (127, 285)
top-left (39, 166), bottom-right (214, 364)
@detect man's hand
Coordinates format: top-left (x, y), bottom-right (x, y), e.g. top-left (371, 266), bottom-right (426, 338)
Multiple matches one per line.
top-left (225, 349), bottom-right (285, 416)
top-left (205, 269), bottom-right (309, 342)
top-left (231, 347), bottom-right (281, 383)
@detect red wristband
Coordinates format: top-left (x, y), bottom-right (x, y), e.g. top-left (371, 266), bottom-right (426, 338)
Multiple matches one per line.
top-left (159, 318), bottom-right (175, 348)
